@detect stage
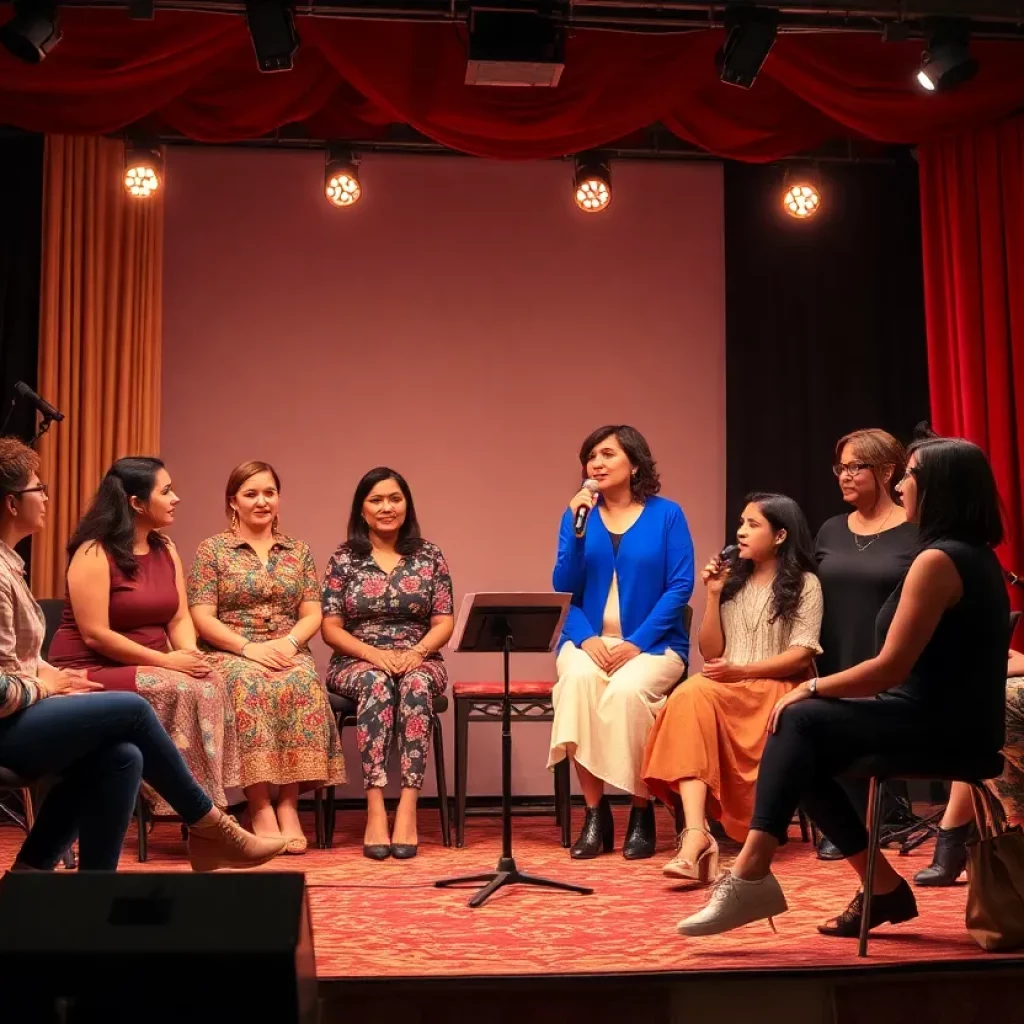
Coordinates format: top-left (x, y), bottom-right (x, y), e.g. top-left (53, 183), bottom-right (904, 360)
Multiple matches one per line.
top-left (3, 804), bottom-right (1023, 1023)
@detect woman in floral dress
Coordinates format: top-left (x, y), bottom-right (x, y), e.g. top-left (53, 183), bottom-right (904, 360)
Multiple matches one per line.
top-left (48, 457), bottom-right (241, 817)
top-left (322, 467), bottom-right (454, 860)
top-left (188, 461), bottom-right (344, 854)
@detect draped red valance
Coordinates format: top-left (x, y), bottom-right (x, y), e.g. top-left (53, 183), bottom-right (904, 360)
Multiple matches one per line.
top-left (2, 11), bottom-right (1024, 160)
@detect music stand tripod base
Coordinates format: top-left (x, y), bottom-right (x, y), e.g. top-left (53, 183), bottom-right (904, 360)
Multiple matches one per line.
top-left (434, 593), bottom-right (594, 908)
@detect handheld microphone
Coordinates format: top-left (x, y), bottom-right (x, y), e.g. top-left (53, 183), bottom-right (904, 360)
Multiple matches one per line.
top-left (573, 479), bottom-right (600, 538)
top-left (14, 381), bottom-right (64, 423)
top-left (718, 543), bottom-right (739, 566)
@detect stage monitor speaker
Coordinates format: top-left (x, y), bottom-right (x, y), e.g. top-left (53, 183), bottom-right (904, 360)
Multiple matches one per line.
top-left (0, 871), bottom-right (317, 1023)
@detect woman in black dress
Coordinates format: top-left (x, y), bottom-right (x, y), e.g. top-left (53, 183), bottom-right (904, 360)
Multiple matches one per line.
top-left (677, 436), bottom-right (1008, 938)
top-left (814, 428), bottom-right (918, 859)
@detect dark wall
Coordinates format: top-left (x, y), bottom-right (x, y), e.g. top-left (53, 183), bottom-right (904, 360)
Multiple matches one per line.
top-left (0, 133), bottom-right (43, 444)
top-left (0, 133), bottom-right (44, 567)
top-left (723, 158), bottom-right (930, 538)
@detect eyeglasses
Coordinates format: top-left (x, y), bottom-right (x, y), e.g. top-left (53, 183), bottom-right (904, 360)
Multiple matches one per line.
top-left (897, 467), bottom-right (920, 484)
top-left (832, 462), bottom-right (874, 478)
top-left (10, 483), bottom-right (48, 497)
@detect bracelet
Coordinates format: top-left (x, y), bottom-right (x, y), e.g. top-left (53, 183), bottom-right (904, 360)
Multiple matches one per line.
top-left (240, 641), bottom-right (250, 657)
top-left (286, 635), bottom-right (300, 650)
top-left (808, 676), bottom-right (819, 697)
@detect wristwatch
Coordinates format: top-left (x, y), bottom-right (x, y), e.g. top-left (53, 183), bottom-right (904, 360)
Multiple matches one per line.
top-left (808, 677), bottom-right (819, 697)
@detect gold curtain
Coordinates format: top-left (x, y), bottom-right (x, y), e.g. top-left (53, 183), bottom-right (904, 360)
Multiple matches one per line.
top-left (31, 134), bottom-right (164, 598)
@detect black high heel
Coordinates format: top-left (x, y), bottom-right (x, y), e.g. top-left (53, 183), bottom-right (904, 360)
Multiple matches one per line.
top-left (913, 821), bottom-right (975, 886)
top-left (622, 801), bottom-right (656, 860)
top-left (570, 796), bottom-right (614, 859)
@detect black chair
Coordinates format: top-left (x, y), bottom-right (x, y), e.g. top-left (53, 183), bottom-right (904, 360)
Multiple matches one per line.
top-left (846, 750), bottom-right (1005, 957)
top-left (0, 767), bottom-right (35, 831)
top-left (322, 691), bottom-right (451, 848)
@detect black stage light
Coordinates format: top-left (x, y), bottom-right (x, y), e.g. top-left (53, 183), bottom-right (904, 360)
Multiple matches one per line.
top-left (324, 147), bottom-right (361, 208)
top-left (917, 18), bottom-right (978, 93)
top-left (573, 155), bottom-right (612, 214)
top-left (124, 140), bottom-right (163, 199)
top-left (244, 0), bottom-right (299, 74)
top-left (0, 0), bottom-right (61, 63)
top-left (715, 5), bottom-right (779, 90)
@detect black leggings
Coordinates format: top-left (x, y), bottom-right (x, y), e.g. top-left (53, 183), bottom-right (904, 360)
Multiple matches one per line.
top-left (749, 696), bottom-right (943, 857)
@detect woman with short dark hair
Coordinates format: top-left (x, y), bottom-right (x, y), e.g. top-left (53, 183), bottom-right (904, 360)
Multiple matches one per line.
top-left (677, 436), bottom-right (1010, 939)
top-left (813, 428), bottom-right (918, 860)
top-left (547, 425), bottom-right (695, 861)
top-left (321, 467), bottom-right (454, 860)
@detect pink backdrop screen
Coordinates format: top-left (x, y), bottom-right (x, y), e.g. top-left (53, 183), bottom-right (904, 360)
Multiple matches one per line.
top-left (162, 148), bottom-right (725, 799)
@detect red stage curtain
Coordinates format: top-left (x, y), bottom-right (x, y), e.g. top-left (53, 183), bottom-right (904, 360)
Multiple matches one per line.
top-left (919, 117), bottom-right (1024, 643)
top-left (3, 12), bottom-right (1024, 159)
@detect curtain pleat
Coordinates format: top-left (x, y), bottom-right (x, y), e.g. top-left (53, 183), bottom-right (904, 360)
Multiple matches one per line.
top-left (31, 134), bottom-right (163, 598)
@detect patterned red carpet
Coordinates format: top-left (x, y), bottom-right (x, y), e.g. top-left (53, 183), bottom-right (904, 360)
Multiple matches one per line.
top-left (2, 805), bottom-right (1021, 979)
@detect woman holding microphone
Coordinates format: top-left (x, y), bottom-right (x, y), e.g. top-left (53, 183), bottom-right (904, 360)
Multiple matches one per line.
top-left (547, 425), bottom-right (694, 860)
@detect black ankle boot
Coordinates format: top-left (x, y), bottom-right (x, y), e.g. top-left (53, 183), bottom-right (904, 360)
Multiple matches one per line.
top-left (913, 822), bottom-right (975, 887)
top-left (571, 796), bottom-right (614, 859)
top-left (622, 802), bottom-right (656, 860)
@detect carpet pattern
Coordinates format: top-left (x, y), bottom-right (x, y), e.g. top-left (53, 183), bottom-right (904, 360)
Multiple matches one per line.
top-left (2, 805), bottom-right (1021, 980)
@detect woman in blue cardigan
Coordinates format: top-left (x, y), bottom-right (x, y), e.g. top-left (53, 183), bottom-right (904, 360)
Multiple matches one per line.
top-left (548, 425), bottom-right (694, 860)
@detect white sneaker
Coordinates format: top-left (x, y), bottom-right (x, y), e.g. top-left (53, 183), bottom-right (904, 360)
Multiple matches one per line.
top-left (676, 870), bottom-right (788, 937)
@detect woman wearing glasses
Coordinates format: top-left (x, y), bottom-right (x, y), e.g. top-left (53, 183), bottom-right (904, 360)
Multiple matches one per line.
top-left (0, 437), bottom-right (286, 871)
top-left (812, 429), bottom-right (917, 859)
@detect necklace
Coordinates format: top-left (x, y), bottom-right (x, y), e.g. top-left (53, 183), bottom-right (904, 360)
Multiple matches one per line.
top-left (852, 505), bottom-right (895, 553)
top-left (739, 580), bottom-right (773, 636)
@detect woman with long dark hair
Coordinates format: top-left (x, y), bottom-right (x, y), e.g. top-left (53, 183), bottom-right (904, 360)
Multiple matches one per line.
top-left (547, 425), bottom-right (694, 861)
top-left (48, 457), bottom-right (242, 816)
top-left (643, 493), bottom-right (823, 883)
top-left (321, 467), bottom-right (454, 860)
top-left (677, 437), bottom-right (1009, 939)
top-left (0, 439), bottom-right (284, 871)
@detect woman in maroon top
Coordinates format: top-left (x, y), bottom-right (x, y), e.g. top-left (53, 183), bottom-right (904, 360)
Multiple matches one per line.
top-left (48, 457), bottom-right (241, 815)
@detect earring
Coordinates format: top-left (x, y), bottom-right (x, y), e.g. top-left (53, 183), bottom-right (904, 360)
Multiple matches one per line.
top-left (230, 509), bottom-right (238, 532)
top-left (272, 515), bottom-right (280, 534)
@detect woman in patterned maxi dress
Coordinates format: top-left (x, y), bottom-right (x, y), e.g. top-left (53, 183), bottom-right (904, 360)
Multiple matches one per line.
top-left (189, 462), bottom-right (344, 854)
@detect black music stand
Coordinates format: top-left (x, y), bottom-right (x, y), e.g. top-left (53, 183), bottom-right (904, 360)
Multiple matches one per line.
top-left (435, 593), bottom-right (594, 908)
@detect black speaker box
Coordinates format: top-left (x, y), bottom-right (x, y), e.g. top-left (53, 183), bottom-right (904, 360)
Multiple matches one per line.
top-left (0, 871), bottom-right (317, 1023)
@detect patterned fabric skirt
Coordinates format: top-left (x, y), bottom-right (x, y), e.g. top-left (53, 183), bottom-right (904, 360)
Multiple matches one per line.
top-left (989, 676), bottom-right (1024, 825)
top-left (135, 668), bottom-right (242, 816)
top-left (204, 650), bottom-right (345, 790)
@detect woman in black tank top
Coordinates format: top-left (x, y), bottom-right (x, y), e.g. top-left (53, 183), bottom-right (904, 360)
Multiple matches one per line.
top-left (676, 437), bottom-right (1009, 940)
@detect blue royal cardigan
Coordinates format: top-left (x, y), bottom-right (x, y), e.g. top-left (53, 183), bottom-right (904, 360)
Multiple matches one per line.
top-left (552, 495), bottom-right (695, 663)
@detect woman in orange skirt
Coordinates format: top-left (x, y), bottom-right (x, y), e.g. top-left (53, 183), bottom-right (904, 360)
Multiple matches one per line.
top-left (642, 493), bottom-right (822, 883)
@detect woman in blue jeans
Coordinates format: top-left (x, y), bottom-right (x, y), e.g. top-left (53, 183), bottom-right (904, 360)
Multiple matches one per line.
top-left (0, 436), bottom-right (286, 871)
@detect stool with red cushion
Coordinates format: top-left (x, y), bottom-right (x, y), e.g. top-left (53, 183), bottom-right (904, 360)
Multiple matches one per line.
top-left (453, 679), bottom-right (571, 848)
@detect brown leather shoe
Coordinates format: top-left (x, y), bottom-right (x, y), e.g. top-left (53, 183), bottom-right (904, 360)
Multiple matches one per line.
top-left (187, 814), bottom-right (287, 872)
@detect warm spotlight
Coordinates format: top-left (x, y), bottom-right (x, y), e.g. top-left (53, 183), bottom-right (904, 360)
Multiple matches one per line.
top-left (244, 0), bottom-right (299, 73)
top-left (573, 156), bottom-right (611, 214)
top-left (916, 19), bottom-right (978, 93)
top-left (782, 170), bottom-right (821, 220)
top-left (716, 5), bottom-right (779, 89)
top-left (324, 149), bottom-right (361, 208)
top-left (124, 143), bottom-right (163, 199)
top-left (0, 0), bottom-right (61, 63)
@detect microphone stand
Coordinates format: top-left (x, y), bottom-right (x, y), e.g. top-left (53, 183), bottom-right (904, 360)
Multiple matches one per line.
top-left (31, 413), bottom-right (57, 447)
